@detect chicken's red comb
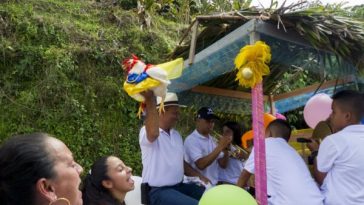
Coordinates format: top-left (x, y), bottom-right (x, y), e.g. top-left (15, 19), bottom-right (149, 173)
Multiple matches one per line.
top-left (122, 54), bottom-right (140, 72)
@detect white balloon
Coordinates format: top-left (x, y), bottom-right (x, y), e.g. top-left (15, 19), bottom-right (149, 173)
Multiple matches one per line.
top-left (125, 176), bottom-right (143, 205)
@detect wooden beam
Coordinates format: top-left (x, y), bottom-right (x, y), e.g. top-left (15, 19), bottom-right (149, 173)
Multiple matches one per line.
top-left (249, 30), bottom-right (260, 44)
top-left (188, 20), bottom-right (199, 65)
top-left (273, 76), bottom-right (354, 101)
top-left (191, 86), bottom-right (269, 101)
top-left (178, 19), bottom-right (197, 46)
top-left (196, 15), bottom-right (246, 21)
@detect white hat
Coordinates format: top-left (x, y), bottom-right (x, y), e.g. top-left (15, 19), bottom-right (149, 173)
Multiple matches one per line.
top-left (157, 92), bottom-right (186, 108)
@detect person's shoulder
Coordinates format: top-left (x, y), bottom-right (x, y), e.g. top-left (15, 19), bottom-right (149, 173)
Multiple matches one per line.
top-left (139, 126), bottom-right (146, 136)
top-left (319, 131), bottom-right (344, 153)
top-left (266, 138), bottom-right (293, 153)
top-left (139, 125), bottom-right (153, 137)
top-left (328, 125), bottom-right (364, 144)
top-left (324, 128), bottom-right (347, 142)
top-left (265, 137), bottom-right (285, 145)
top-left (343, 124), bottom-right (364, 132)
top-left (171, 128), bottom-right (181, 134)
top-left (139, 126), bottom-right (157, 145)
top-left (187, 130), bottom-right (198, 138)
top-left (170, 128), bottom-right (183, 139)
top-left (184, 130), bottom-right (197, 143)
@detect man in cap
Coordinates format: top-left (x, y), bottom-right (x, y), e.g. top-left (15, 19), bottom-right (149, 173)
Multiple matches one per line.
top-left (184, 107), bottom-right (232, 185)
top-left (139, 91), bottom-right (208, 205)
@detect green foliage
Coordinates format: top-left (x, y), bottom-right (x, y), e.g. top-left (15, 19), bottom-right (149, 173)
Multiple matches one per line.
top-left (272, 70), bottom-right (317, 94)
top-left (232, 0), bottom-right (253, 10)
top-left (0, 0), bottom-right (182, 175)
top-left (270, 69), bottom-right (319, 129)
top-left (118, 0), bottom-right (138, 10)
top-left (133, 0), bottom-right (254, 25)
top-left (351, 5), bottom-right (364, 19)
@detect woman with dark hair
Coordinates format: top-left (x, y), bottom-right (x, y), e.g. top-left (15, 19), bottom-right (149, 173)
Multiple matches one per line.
top-left (0, 132), bottom-right (83, 205)
top-left (82, 156), bottom-right (135, 205)
top-left (218, 121), bottom-right (247, 184)
top-left (224, 121), bottom-right (243, 147)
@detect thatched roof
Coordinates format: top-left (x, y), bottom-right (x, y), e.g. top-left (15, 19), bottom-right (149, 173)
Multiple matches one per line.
top-left (172, 2), bottom-right (364, 71)
top-left (167, 1), bottom-right (364, 114)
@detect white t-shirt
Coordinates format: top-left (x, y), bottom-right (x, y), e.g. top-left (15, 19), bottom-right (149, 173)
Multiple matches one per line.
top-left (184, 130), bottom-right (223, 185)
top-left (245, 137), bottom-right (323, 205)
top-left (317, 125), bottom-right (364, 205)
top-left (139, 126), bottom-right (184, 187)
top-left (218, 146), bottom-right (244, 184)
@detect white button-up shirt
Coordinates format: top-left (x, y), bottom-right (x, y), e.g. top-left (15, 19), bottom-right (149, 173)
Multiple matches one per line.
top-left (139, 126), bottom-right (184, 187)
top-left (245, 138), bottom-right (323, 205)
top-left (184, 130), bottom-right (223, 185)
top-left (218, 146), bottom-right (244, 184)
top-left (318, 125), bottom-right (364, 205)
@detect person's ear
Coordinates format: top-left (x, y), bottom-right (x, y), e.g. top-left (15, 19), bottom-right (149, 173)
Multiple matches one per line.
top-left (345, 111), bottom-right (352, 123)
top-left (265, 128), bottom-right (271, 138)
top-left (36, 178), bottom-right (57, 202)
top-left (102, 179), bottom-right (113, 189)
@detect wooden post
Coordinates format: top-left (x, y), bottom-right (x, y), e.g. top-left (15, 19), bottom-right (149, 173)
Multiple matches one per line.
top-left (189, 20), bottom-right (199, 65)
top-left (269, 95), bottom-right (275, 115)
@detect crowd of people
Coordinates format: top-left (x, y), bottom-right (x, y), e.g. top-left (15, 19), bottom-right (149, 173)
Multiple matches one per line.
top-left (0, 89), bottom-right (363, 205)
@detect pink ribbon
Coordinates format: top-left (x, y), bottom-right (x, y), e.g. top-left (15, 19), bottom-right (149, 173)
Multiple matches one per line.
top-left (252, 83), bottom-right (268, 205)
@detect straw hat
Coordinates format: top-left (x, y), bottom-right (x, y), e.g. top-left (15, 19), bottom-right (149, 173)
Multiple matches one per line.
top-left (156, 92), bottom-right (186, 108)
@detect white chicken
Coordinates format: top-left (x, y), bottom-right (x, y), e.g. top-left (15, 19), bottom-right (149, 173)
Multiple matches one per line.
top-left (123, 55), bottom-right (179, 116)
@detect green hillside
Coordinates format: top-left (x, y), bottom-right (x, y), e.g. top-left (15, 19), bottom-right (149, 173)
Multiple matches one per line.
top-left (0, 0), bottom-right (185, 174)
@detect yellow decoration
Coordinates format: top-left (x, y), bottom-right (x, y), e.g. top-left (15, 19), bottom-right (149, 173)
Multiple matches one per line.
top-left (124, 78), bottom-right (161, 117)
top-left (157, 58), bottom-right (184, 80)
top-left (123, 78), bottom-right (161, 101)
top-left (234, 41), bottom-right (271, 88)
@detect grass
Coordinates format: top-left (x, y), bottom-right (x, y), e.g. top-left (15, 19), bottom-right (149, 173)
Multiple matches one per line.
top-left (0, 0), bottom-right (186, 174)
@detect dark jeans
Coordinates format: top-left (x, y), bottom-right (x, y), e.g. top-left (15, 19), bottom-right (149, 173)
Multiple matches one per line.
top-left (149, 183), bottom-right (205, 205)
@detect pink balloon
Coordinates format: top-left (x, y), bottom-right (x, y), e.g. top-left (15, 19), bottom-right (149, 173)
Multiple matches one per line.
top-left (303, 93), bottom-right (333, 128)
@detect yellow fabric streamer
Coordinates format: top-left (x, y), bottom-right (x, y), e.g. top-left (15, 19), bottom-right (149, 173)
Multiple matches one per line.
top-left (123, 78), bottom-right (161, 101)
top-left (234, 41), bottom-right (271, 88)
top-left (124, 78), bottom-right (161, 118)
top-left (157, 58), bottom-right (184, 80)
